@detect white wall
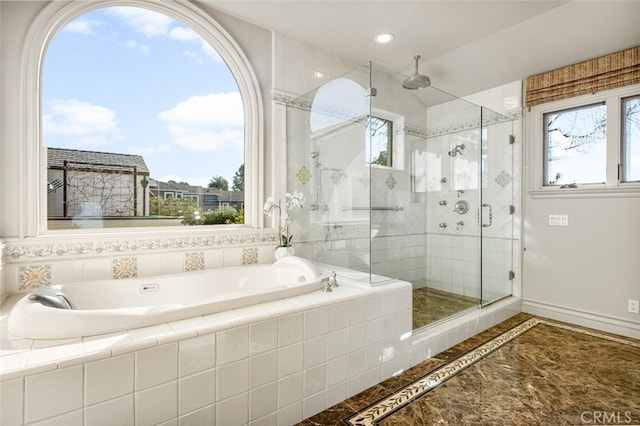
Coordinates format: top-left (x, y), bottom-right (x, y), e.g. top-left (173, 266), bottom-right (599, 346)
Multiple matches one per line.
top-left (522, 194), bottom-right (640, 337)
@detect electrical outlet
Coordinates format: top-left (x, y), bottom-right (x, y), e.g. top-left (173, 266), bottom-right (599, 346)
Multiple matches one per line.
top-left (628, 299), bottom-right (640, 314)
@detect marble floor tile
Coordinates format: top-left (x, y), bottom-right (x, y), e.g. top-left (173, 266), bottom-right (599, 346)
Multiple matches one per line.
top-left (298, 314), bottom-right (640, 426)
top-left (412, 287), bottom-right (478, 329)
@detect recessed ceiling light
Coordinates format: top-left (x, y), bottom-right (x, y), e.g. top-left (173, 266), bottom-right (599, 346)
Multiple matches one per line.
top-left (374, 33), bottom-right (394, 44)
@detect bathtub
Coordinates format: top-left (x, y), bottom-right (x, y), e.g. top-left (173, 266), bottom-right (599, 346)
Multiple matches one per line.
top-left (8, 256), bottom-right (324, 340)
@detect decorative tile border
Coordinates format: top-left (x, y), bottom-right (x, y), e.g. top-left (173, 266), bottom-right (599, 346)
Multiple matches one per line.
top-left (274, 89), bottom-right (522, 142)
top-left (345, 318), bottom-right (640, 426)
top-left (112, 257), bottom-right (138, 279)
top-left (242, 247), bottom-right (258, 265)
top-left (184, 251), bottom-right (204, 272)
top-left (18, 264), bottom-right (52, 290)
top-left (2, 231), bottom-right (278, 262)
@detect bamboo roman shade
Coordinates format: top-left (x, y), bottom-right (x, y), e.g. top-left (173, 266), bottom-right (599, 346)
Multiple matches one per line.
top-left (525, 46), bottom-right (640, 108)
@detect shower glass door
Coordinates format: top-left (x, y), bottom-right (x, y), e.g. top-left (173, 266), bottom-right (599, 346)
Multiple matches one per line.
top-left (480, 107), bottom-right (514, 306)
top-left (367, 62), bottom-right (486, 328)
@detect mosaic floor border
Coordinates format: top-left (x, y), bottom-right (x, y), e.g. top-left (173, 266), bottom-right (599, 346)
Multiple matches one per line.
top-left (344, 317), bottom-right (640, 426)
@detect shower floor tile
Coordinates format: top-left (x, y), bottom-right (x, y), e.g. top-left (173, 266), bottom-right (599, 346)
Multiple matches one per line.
top-left (412, 287), bottom-right (478, 329)
top-left (297, 313), bottom-right (640, 425)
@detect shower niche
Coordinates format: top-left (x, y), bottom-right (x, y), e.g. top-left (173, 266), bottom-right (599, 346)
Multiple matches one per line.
top-left (285, 62), bottom-right (515, 330)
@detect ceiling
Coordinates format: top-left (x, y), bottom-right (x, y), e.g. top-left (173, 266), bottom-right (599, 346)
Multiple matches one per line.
top-left (201, 1), bottom-right (640, 97)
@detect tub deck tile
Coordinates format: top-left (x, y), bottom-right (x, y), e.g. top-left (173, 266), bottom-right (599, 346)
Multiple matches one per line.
top-left (1, 351), bottom-right (57, 381)
top-left (110, 336), bottom-right (158, 357)
top-left (82, 331), bottom-right (132, 354)
top-left (128, 323), bottom-right (175, 344)
top-left (58, 348), bottom-right (111, 369)
top-left (26, 341), bottom-right (84, 367)
top-left (168, 316), bottom-right (210, 336)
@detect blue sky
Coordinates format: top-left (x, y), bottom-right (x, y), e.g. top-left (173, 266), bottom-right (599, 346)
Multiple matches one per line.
top-left (43, 6), bottom-right (244, 187)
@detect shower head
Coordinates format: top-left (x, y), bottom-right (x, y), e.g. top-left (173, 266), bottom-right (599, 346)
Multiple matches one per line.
top-left (402, 55), bottom-right (431, 90)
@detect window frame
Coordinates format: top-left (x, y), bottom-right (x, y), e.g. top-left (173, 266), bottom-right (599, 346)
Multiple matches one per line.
top-left (20, 0), bottom-right (264, 237)
top-left (621, 94), bottom-right (640, 183)
top-left (527, 83), bottom-right (640, 198)
top-left (367, 115), bottom-right (394, 168)
top-left (368, 107), bottom-right (405, 171)
top-left (542, 101), bottom-right (607, 187)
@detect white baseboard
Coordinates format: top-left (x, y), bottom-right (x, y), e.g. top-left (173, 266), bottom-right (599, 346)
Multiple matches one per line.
top-left (523, 299), bottom-right (640, 339)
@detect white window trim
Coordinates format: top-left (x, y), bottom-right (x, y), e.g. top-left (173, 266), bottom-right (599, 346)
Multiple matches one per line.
top-left (20, 0), bottom-right (264, 237)
top-left (369, 107), bottom-right (405, 172)
top-left (526, 83), bottom-right (640, 199)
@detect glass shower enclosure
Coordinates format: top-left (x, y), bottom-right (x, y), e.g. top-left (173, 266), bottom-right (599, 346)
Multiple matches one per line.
top-left (285, 62), bottom-right (514, 329)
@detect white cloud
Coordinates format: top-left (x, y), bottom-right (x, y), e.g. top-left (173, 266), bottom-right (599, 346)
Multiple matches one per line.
top-left (183, 50), bottom-right (204, 65)
top-left (158, 92), bottom-right (244, 152)
top-left (43, 99), bottom-right (120, 147)
top-left (123, 40), bottom-right (150, 55)
top-left (107, 7), bottom-right (173, 38)
top-left (169, 26), bottom-right (200, 42)
top-left (130, 144), bottom-right (171, 156)
top-left (63, 20), bottom-right (96, 35)
top-left (108, 8), bottom-right (222, 63)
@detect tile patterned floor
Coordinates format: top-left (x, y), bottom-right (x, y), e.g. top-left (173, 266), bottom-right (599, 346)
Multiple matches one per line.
top-left (298, 313), bottom-right (640, 426)
top-left (412, 287), bottom-right (478, 329)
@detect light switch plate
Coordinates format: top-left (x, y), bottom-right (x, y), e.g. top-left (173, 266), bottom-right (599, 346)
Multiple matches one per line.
top-left (549, 214), bottom-right (569, 226)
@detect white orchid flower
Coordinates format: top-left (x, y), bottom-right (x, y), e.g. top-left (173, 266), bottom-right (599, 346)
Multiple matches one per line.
top-left (286, 191), bottom-right (305, 210)
top-left (263, 196), bottom-right (278, 216)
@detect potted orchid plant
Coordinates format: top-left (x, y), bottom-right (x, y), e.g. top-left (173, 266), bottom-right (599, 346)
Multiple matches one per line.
top-left (263, 191), bottom-right (305, 259)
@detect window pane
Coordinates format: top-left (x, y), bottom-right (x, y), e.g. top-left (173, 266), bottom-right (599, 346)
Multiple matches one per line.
top-left (44, 7), bottom-right (245, 230)
top-left (544, 103), bottom-right (606, 186)
top-left (622, 95), bottom-right (640, 182)
top-left (367, 116), bottom-right (393, 167)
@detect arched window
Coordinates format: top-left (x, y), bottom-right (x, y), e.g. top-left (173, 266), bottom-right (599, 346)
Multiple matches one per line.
top-left (21, 0), bottom-right (263, 234)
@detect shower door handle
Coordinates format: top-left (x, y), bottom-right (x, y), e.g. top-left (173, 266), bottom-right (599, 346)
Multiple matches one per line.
top-left (481, 203), bottom-right (493, 227)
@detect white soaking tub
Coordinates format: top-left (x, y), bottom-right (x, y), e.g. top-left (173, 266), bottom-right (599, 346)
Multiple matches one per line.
top-left (8, 256), bottom-right (323, 339)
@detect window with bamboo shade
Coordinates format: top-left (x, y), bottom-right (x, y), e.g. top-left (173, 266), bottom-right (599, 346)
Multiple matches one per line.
top-left (525, 46), bottom-right (640, 109)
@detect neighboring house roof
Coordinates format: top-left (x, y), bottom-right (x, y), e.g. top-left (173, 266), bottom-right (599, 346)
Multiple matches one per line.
top-left (210, 190), bottom-right (244, 202)
top-left (151, 179), bottom-right (204, 194)
top-left (150, 179), bottom-right (244, 201)
top-left (47, 147), bottom-right (149, 174)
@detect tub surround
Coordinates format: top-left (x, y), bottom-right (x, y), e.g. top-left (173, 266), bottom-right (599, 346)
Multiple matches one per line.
top-left (0, 272), bottom-right (413, 425)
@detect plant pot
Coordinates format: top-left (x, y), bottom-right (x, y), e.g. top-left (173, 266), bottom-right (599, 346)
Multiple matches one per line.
top-left (274, 245), bottom-right (295, 260)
